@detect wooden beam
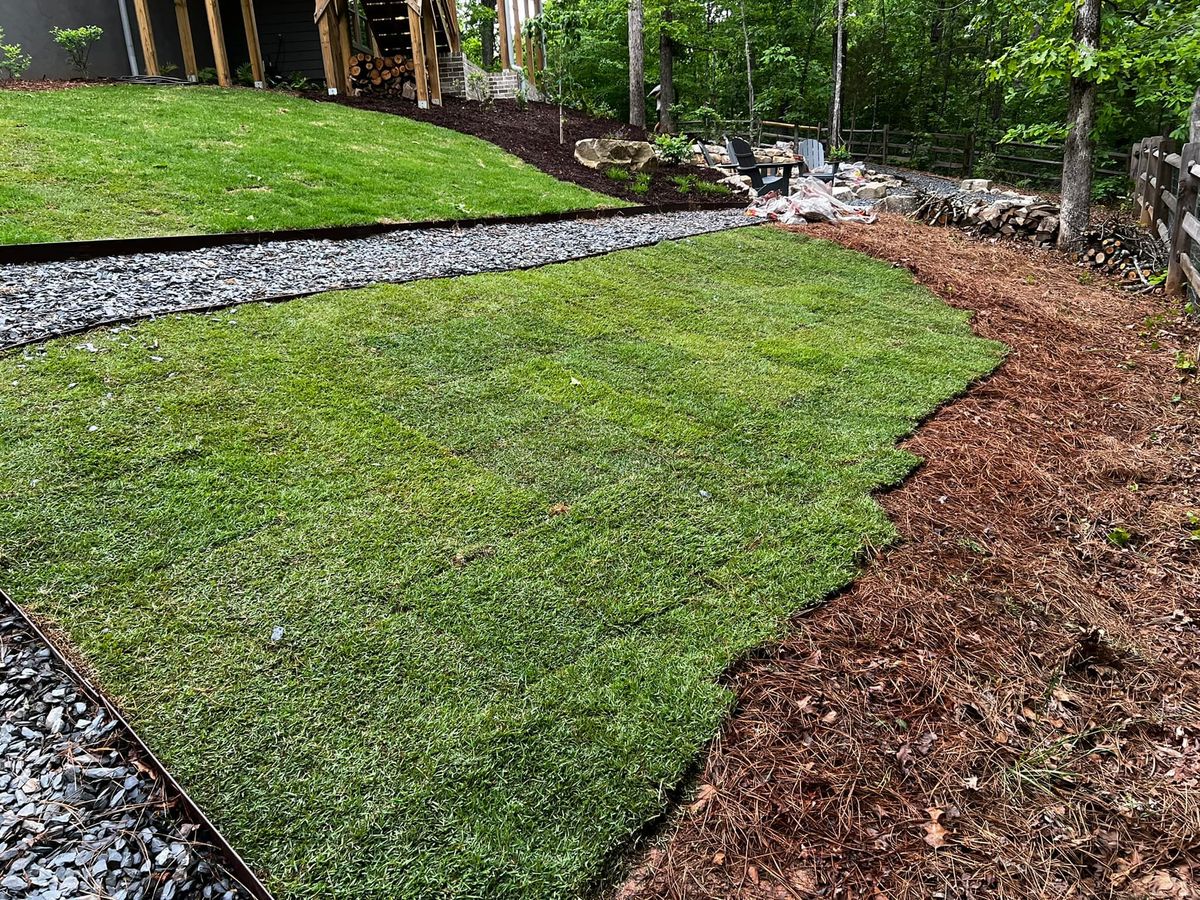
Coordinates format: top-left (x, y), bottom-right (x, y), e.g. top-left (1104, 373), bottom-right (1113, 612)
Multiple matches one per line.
top-left (407, 4), bottom-right (430, 108)
top-left (203, 0), bottom-right (232, 86)
top-left (422, 6), bottom-right (442, 106)
top-left (174, 0), bottom-right (198, 80)
top-left (337, 5), bottom-right (353, 90)
top-left (239, 0), bottom-right (266, 87)
top-left (131, 0), bottom-right (160, 76)
top-left (444, 0), bottom-right (461, 53)
top-left (496, 0), bottom-right (511, 69)
top-left (317, 9), bottom-right (342, 94)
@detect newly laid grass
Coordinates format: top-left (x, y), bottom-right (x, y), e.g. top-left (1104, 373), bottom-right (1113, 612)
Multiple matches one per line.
top-left (0, 229), bottom-right (1002, 897)
top-left (0, 85), bottom-right (610, 243)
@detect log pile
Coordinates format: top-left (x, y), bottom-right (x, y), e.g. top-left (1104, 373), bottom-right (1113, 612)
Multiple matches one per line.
top-left (1078, 217), bottom-right (1169, 289)
top-left (912, 192), bottom-right (1060, 248)
top-left (348, 52), bottom-right (416, 97)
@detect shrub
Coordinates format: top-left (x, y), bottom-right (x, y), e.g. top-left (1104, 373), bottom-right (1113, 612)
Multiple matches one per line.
top-left (828, 143), bottom-right (852, 163)
top-left (235, 61), bottom-right (255, 86)
top-left (1091, 175), bottom-right (1127, 205)
top-left (0, 28), bottom-right (31, 81)
top-left (655, 133), bottom-right (694, 166)
top-left (51, 25), bottom-right (104, 77)
top-left (196, 66), bottom-right (218, 84)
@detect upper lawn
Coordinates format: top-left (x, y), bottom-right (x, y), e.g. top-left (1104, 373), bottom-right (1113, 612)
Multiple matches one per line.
top-left (0, 85), bottom-right (611, 244)
top-left (0, 228), bottom-right (1003, 898)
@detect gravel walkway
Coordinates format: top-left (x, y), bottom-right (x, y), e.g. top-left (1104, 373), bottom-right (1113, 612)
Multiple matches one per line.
top-left (0, 603), bottom-right (252, 900)
top-left (0, 209), bottom-right (754, 350)
top-left (870, 164), bottom-right (1037, 203)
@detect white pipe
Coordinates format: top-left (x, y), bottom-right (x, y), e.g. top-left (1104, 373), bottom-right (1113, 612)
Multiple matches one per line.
top-left (117, 0), bottom-right (140, 75)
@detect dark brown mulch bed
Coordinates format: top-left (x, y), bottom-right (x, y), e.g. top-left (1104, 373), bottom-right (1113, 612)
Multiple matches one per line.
top-left (620, 216), bottom-right (1200, 900)
top-left (326, 94), bottom-right (733, 206)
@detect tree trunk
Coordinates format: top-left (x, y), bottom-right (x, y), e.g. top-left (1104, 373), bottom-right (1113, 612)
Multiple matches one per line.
top-left (1057, 0), bottom-right (1100, 249)
top-left (658, 3), bottom-right (676, 133)
top-left (480, 0), bottom-right (496, 68)
top-left (1190, 83), bottom-right (1200, 143)
top-left (830, 0), bottom-right (846, 146)
top-left (739, 0), bottom-right (754, 121)
top-left (628, 0), bottom-right (645, 128)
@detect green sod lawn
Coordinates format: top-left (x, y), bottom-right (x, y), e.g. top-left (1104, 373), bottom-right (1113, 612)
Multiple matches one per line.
top-left (0, 85), bottom-right (610, 244)
top-left (0, 228), bottom-right (1002, 897)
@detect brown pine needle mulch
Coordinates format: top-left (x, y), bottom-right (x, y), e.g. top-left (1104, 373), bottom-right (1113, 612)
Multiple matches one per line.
top-left (620, 215), bottom-right (1200, 900)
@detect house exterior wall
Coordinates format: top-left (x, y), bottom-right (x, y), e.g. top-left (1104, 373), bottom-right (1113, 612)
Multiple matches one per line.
top-left (4, 0), bottom-right (186, 80)
top-left (253, 0), bottom-right (324, 81)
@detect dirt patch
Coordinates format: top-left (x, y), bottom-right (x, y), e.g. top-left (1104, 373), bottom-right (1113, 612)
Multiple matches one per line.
top-left (620, 215), bottom-right (1200, 899)
top-left (324, 94), bottom-right (734, 206)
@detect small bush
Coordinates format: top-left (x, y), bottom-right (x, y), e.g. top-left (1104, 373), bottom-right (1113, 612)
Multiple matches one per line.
top-left (0, 28), bottom-right (31, 81)
top-left (51, 25), bottom-right (104, 77)
top-left (671, 174), bottom-right (697, 194)
top-left (828, 143), bottom-right (852, 163)
top-left (605, 166), bottom-right (631, 182)
top-left (235, 62), bottom-right (256, 86)
top-left (159, 61), bottom-right (178, 77)
top-left (655, 133), bottom-right (693, 166)
top-left (196, 66), bottom-right (218, 84)
top-left (630, 173), bottom-right (652, 195)
top-left (1091, 176), bottom-right (1127, 205)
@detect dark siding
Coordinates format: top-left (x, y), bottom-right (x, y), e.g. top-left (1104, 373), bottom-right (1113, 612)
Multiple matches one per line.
top-left (252, 0), bottom-right (324, 81)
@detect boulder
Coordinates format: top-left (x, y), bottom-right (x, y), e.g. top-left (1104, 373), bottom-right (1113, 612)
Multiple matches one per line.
top-left (720, 174), bottom-right (752, 193)
top-left (832, 185), bottom-right (855, 202)
top-left (574, 138), bottom-right (658, 173)
top-left (960, 178), bottom-right (992, 192)
top-left (855, 181), bottom-right (889, 200)
top-left (880, 193), bottom-right (920, 214)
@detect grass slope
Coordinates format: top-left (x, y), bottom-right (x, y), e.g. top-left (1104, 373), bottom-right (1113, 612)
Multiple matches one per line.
top-left (0, 85), bottom-right (610, 244)
top-left (0, 229), bottom-right (1002, 897)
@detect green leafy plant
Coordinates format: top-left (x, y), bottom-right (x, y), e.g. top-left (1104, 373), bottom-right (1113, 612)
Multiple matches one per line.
top-left (696, 180), bottom-right (733, 197)
top-left (630, 173), bottom-right (652, 195)
top-left (1175, 350), bottom-right (1198, 375)
top-left (50, 25), bottom-right (104, 77)
top-left (655, 133), bottom-right (694, 166)
top-left (514, 83), bottom-right (529, 110)
top-left (0, 28), bottom-right (31, 81)
top-left (196, 66), bottom-right (218, 84)
top-left (672, 174), bottom-right (697, 194)
top-left (605, 166), bottom-right (631, 182)
top-left (235, 62), bottom-right (255, 87)
top-left (466, 68), bottom-right (493, 107)
top-left (159, 61), bottom-right (178, 77)
top-left (1107, 526), bottom-right (1134, 548)
top-left (828, 143), bottom-right (852, 163)
top-left (1091, 175), bottom-right (1127, 204)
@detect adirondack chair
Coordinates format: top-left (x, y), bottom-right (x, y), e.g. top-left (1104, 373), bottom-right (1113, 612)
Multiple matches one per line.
top-left (724, 136), bottom-right (794, 196)
top-left (798, 138), bottom-right (826, 171)
top-left (695, 138), bottom-right (738, 172)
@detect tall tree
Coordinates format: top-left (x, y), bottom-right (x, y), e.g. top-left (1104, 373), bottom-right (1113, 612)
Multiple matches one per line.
top-left (480, 0), bottom-right (497, 67)
top-left (659, 3), bottom-right (677, 132)
top-left (1057, 0), bottom-right (1100, 248)
top-left (739, 0), bottom-right (755, 120)
top-left (830, 0), bottom-right (846, 145)
top-left (1191, 84), bottom-right (1200, 142)
top-left (629, 0), bottom-right (646, 127)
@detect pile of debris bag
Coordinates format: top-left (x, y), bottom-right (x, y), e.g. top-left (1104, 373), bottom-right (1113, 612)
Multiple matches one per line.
top-left (745, 177), bottom-right (877, 225)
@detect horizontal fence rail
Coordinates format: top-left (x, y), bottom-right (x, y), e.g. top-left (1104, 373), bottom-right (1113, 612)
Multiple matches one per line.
top-left (1133, 135), bottom-right (1200, 301)
top-left (680, 118), bottom-right (1130, 183)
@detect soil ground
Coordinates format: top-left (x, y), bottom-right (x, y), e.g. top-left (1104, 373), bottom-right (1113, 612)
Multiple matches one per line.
top-left (620, 216), bottom-right (1200, 899)
top-left (329, 95), bottom-right (732, 205)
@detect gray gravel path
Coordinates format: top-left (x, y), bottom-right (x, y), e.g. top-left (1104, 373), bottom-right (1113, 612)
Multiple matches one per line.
top-left (0, 209), bottom-right (754, 350)
top-left (0, 605), bottom-right (251, 900)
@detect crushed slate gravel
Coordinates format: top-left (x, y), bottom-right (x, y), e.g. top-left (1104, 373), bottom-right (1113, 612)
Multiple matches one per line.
top-left (0, 605), bottom-right (252, 900)
top-left (0, 209), bottom-right (755, 350)
top-left (869, 164), bottom-right (1038, 204)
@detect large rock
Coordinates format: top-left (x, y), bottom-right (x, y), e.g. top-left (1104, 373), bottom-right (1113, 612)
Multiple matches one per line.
top-left (855, 181), bottom-right (889, 200)
top-left (880, 193), bottom-right (920, 214)
top-left (961, 178), bottom-right (992, 192)
top-left (832, 185), bottom-right (855, 202)
top-left (574, 138), bottom-right (658, 173)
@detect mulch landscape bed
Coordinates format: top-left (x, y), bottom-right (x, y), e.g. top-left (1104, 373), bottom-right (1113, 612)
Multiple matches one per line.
top-left (329, 94), bottom-right (730, 205)
top-left (620, 215), bottom-right (1200, 899)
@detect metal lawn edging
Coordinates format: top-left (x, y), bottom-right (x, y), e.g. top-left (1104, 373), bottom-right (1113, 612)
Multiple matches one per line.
top-left (0, 587), bottom-right (277, 900)
top-left (0, 201), bottom-right (743, 266)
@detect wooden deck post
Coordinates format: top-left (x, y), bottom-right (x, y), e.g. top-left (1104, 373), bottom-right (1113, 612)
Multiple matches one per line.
top-left (421, 7), bottom-right (442, 105)
top-left (239, 0), bottom-right (266, 87)
top-left (203, 0), bottom-right (232, 85)
top-left (316, 0), bottom-right (349, 94)
top-left (407, 3), bottom-right (430, 107)
top-left (444, 0), bottom-right (462, 52)
top-left (174, 0), bottom-right (198, 80)
top-left (131, 0), bottom-right (161, 76)
top-left (496, 0), bottom-right (511, 69)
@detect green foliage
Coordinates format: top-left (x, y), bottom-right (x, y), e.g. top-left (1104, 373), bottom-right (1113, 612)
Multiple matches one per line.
top-left (196, 66), bottom-right (218, 84)
top-left (828, 143), bottom-right (851, 162)
top-left (50, 25), bottom-right (104, 77)
top-left (0, 29), bottom-right (31, 81)
top-left (630, 172), bottom-right (653, 194)
top-left (0, 86), bottom-right (614, 244)
top-left (605, 165), bottom-right (632, 181)
top-left (1107, 525), bottom-right (1134, 548)
top-left (697, 180), bottom-right (733, 196)
top-left (654, 133), bottom-right (693, 165)
top-left (1091, 175), bottom-right (1127, 204)
top-left (0, 228), bottom-right (1002, 898)
top-left (235, 62), bottom-right (255, 86)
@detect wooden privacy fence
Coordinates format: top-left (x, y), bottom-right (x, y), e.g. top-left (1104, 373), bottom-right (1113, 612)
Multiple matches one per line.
top-left (1132, 136), bottom-right (1200, 300)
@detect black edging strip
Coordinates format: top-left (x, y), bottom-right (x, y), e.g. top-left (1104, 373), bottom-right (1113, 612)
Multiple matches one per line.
top-left (0, 587), bottom-right (276, 900)
top-left (0, 200), bottom-right (742, 266)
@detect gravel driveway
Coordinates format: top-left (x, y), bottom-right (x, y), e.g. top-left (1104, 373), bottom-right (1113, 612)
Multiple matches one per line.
top-left (0, 209), bottom-right (754, 350)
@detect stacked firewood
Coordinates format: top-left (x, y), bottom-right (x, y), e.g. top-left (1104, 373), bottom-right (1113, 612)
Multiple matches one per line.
top-left (348, 53), bottom-right (415, 95)
top-left (912, 193), bottom-right (1060, 248)
top-left (1078, 217), bottom-right (1169, 288)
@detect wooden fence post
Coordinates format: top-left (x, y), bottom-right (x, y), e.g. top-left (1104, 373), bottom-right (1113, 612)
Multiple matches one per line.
top-left (1152, 138), bottom-right (1180, 231)
top-left (1137, 138), bottom-right (1154, 228)
top-left (881, 124), bottom-right (889, 165)
top-left (1166, 142), bottom-right (1199, 298)
top-left (963, 131), bottom-right (976, 177)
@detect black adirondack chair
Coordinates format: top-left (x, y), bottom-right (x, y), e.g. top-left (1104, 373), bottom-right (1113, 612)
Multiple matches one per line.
top-left (725, 136), bottom-right (794, 196)
top-left (695, 138), bottom-right (738, 172)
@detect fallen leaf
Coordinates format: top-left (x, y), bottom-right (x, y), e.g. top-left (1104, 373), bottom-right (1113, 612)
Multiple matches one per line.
top-left (549, 502), bottom-right (571, 516)
top-left (712, 851), bottom-right (725, 866)
top-left (687, 783), bottom-right (717, 815)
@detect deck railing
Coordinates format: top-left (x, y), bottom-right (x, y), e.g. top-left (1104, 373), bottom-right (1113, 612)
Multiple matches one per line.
top-left (1131, 135), bottom-right (1200, 301)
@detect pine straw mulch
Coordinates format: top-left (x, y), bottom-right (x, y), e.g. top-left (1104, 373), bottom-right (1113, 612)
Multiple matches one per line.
top-left (619, 214), bottom-right (1200, 900)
